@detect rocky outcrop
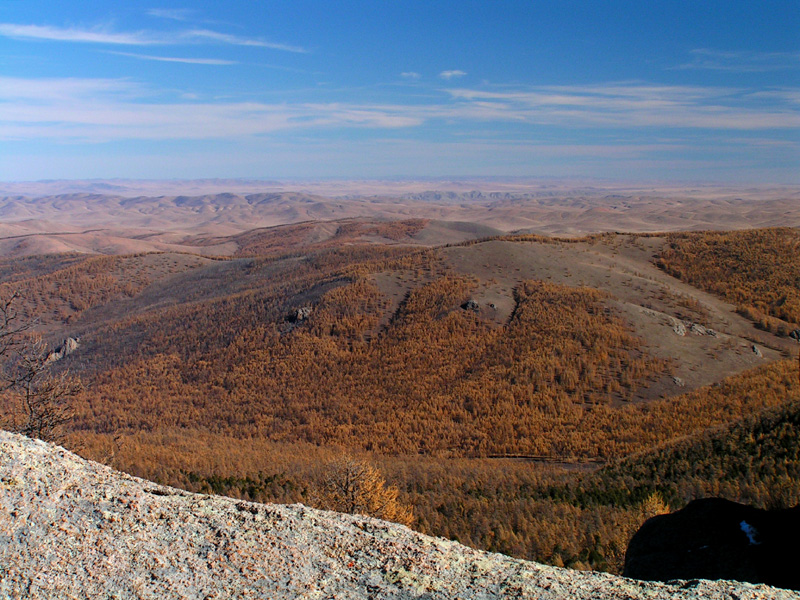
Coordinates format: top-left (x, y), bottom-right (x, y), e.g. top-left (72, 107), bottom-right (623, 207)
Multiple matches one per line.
top-left (690, 323), bottom-right (716, 337)
top-left (624, 498), bottom-right (800, 591)
top-left (45, 337), bottom-right (80, 363)
top-left (285, 306), bottom-right (313, 323)
top-left (670, 318), bottom-right (687, 336)
top-left (461, 299), bottom-right (480, 312)
top-left (0, 433), bottom-right (794, 600)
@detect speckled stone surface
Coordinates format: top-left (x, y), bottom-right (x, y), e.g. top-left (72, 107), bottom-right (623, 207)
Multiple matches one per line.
top-left (0, 431), bottom-right (796, 600)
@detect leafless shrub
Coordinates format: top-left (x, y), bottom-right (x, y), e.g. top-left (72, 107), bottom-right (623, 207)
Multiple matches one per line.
top-left (0, 294), bottom-right (82, 444)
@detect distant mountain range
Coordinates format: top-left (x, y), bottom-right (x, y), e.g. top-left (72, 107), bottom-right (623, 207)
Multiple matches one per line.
top-left (1, 183), bottom-right (799, 257)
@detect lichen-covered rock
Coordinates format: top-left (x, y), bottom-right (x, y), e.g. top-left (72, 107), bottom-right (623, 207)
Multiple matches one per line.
top-left (0, 431), bottom-right (795, 600)
top-left (671, 318), bottom-right (687, 336)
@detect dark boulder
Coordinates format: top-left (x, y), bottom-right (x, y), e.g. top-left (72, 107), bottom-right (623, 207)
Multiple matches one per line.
top-left (624, 498), bottom-right (800, 590)
top-left (285, 306), bottom-right (313, 323)
top-left (461, 299), bottom-right (480, 312)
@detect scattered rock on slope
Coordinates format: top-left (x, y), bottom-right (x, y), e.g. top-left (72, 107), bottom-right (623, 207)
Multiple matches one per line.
top-left (45, 337), bottom-right (80, 363)
top-left (461, 299), bottom-right (480, 312)
top-left (0, 432), bottom-right (794, 600)
top-left (670, 318), bottom-right (687, 336)
top-left (285, 306), bottom-right (313, 323)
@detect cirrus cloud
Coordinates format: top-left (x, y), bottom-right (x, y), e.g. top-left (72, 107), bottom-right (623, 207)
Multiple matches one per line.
top-left (0, 22), bottom-right (308, 52)
top-left (439, 70), bottom-right (467, 80)
top-left (673, 49), bottom-right (800, 73)
top-left (107, 51), bottom-right (237, 65)
top-left (146, 8), bottom-right (195, 22)
top-left (1, 77), bottom-right (798, 146)
top-left (0, 23), bottom-right (162, 45)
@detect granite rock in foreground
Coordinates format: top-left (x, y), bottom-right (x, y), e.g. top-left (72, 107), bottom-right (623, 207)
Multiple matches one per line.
top-left (0, 432), bottom-right (795, 599)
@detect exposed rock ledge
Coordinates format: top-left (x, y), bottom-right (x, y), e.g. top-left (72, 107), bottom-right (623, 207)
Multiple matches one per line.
top-left (0, 432), bottom-right (794, 600)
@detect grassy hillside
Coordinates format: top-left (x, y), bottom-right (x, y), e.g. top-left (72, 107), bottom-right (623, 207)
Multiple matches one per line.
top-left (190, 218), bottom-right (429, 258)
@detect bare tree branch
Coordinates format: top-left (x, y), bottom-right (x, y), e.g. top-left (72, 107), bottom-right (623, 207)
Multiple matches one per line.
top-left (0, 292), bottom-right (28, 365)
top-left (0, 293), bottom-right (82, 444)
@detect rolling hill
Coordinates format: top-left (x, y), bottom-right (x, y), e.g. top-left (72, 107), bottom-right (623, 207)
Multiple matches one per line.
top-left (0, 213), bottom-right (797, 575)
top-left (1, 182), bottom-right (799, 257)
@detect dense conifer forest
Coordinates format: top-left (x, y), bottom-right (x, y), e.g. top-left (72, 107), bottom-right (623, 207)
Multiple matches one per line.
top-left (1, 226), bottom-right (798, 573)
top-left (656, 228), bottom-right (800, 333)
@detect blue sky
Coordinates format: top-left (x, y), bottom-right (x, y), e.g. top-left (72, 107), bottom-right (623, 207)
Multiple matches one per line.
top-left (1, 1), bottom-right (798, 182)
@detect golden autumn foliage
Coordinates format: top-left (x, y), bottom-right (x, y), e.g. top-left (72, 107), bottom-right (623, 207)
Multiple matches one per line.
top-left (70, 275), bottom-right (668, 457)
top-left (656, 228), bottom-right (800, 332)
top-left (312, 455), bottom-right (414, 527)
top-left (1, 226), bottom-right (798, 575)
top-left (69, 359), bottom-right (799, 574)
top-left (0, 253), bottom-right (209, 325)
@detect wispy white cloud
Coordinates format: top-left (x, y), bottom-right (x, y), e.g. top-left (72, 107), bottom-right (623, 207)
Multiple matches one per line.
top-left (748, 89), bottom-right (800, 104)
top-left (440, 70), bottom-right (467, 80)
top-left (0, 23), bottom-right (162, 45)
top-left (0, 76), bottom-right (139, 100)
top-left (722, 136), bottom-right (800, 148)
top-left (673, 49), bottom-right (800, 72)
top-left (106, 51), bottom-right (237, 65)
top-left (0, 22), bottom-right (308, 52)
top-left (182, 29), bottom-right (308, 53)
top-left (1, 77), bottom-right (797, 145)
top-left (0, 77), bottom-right (419, 141)
top-left (444, 83), bottom-right (800, 129)
top-left (401, 72), bottom-right (421, 79)
top-left (147, 8), bottom-right (194, 21)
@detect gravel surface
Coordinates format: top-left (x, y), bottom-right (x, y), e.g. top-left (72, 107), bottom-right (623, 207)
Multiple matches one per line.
top-left (0, 431), bottom-right (796, 599)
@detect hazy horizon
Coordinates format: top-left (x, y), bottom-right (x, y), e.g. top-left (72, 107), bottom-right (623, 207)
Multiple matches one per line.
top-left (3, 176), bottom-right (800, 200)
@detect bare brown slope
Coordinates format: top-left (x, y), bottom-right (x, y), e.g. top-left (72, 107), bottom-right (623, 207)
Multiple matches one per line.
top-left (441, 235), bottom-right (794, 396)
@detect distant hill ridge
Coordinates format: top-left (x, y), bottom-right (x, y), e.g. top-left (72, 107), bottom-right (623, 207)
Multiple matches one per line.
top-left (1, 190), bottom-right (799, 246)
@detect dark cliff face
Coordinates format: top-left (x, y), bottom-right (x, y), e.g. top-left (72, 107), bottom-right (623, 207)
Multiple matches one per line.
top-left (624, 498), bottom-right (800, 591)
